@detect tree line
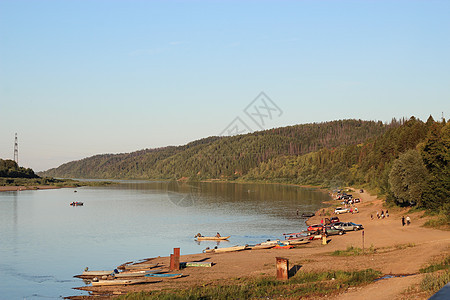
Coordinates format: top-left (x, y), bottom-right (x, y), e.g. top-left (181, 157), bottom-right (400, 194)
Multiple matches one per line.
top-left (0, 159), bottom-right (39, 178)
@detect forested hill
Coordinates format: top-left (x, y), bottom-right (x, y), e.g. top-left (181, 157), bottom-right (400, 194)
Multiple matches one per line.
top-left (40, 119), bottom-right (396, 180)
top-left (0, 159), bottom-right (39, 179)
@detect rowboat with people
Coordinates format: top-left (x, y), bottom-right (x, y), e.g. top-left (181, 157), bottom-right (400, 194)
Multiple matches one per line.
top-left (195, 233), bottom-right (230, 241)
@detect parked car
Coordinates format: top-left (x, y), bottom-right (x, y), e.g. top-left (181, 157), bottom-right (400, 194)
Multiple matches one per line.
top-left (307, 224), bottom-right (324, 231)
top-left (330, 217), bottom-right (340, 223)
top-left (324, 226), bottom-right (345, 236)
top-left (333, 222), bottom-right (364, 231)
top-left (334, 207), bottom-right (350, 214)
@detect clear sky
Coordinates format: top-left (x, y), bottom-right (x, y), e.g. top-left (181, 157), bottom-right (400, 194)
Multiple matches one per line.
top-left (0, 0), bottom-right (449, 171)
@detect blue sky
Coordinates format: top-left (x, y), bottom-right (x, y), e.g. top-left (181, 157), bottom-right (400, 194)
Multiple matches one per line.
top-left (0, 0), bottom-right (449, 171)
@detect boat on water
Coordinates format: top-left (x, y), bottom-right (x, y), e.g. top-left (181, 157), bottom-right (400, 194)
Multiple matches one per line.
top-left (196, 236), bottom-right (230, 241)
top-left (203, 245), bottom-right (247, 253)
top-left (70, 201), bottom-right (83, 206)
top-left (91, 279), bottom-right (149, 286)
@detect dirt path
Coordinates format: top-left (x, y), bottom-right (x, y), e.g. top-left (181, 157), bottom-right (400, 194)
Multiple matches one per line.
top-left (75, 188), bottom-right (450, 299)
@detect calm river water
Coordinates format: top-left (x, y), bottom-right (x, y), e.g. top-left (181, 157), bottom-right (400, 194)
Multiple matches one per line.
top-left (0, 181), bottom-right (330, 299)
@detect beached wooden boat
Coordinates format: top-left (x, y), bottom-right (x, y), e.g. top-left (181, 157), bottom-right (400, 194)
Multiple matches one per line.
top-left (273, 244), bottom-right (294, 249)
top-left (301, 212), bottom-right (315, 218)
top-left (204, 245), bottom-right (247, 253)
top-left (113, 269), bottom-right (162, 278)
top-left (119, 263), bottom-right (159, 270)
top-left (196, 236), bottom-right (230, 241)
top-left (180, 262), bottom-right (213, 267)
top-left (248, 244), bottom-right (275, 250)
top-left (81, 270), bottom-right (114, 277)
top-left (145, 273), bottom-right (182, 278)
top-left (259, 240), bottom-right (281, 246)
top-left (287, 240), bottom-right (310, 246)
top-left (91, 279), bottom-right (148, 286)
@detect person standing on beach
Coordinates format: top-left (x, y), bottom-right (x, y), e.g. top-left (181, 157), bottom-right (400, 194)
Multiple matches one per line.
top-left (406, 216), bottom-right (411, 225)
top-left (402, 216), bottom-right (405, 226)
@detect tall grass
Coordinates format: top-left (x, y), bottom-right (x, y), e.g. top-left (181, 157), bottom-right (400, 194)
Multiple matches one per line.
top-left (420, 255), bottom-right (450, 273)
top-left (420, 269), bottom-right (450, 294)
top-left (331, 245), bottom-right (376, 256)
top-left (116, 269), bottom-right (381, 300)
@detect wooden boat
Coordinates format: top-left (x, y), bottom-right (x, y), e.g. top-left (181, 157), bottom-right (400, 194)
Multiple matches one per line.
top-left (114, 269), bottom-right (162, 278)
top-left (288, 239), bottom-right (310, 246)
top-left (301, 212), bottom-right (315, 218)
top-left (203, 245), bottom-right (247, 253)
top-left (180, 262), bottom-right (213, 267)
top-left (91, 279), bottom-right (148, 286)
top-left (259, 240), bottom-right (281, 246)
top-left (145, 273), bottom-right (182, 278)
top-left (119, 263), bottom-right (159, 270)
top-left (196, 236), bottom-right (230, 241)
top-left (81, 270), bottom-right (114, 276)
top-left (247, 244), bottom-right (275, 250)
top-left (273, 244), bottom-right (294, 249)
top-left (70, 202), bottom-right (84, 206)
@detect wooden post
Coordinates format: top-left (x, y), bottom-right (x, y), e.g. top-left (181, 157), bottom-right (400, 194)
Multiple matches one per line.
top-left (362, 231), bottom-right (365, 254)
top-left (170, 248), bottom-right (180, 270)
top-left (276, 257), bottom-right (289, 280)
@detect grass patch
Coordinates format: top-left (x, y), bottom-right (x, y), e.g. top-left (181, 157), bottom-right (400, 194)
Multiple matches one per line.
top-left (331, 245), bottom-right (376, 256)
top-left (420, 269), bottom-right (450, 294)
top-left (423, 214), bottom-right (450, 229)
top-left (420, 255), bottom-right (450, 273)
top-left (116, 269), bottom-right (381, 300)
top-left (394, 243), bottom-right (415, 250)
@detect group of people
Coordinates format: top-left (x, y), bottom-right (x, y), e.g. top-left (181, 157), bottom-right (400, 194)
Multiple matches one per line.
top-left (371, 209), bottom-right (389, 220)
top-left (402, 216), bottom-right (411, 226)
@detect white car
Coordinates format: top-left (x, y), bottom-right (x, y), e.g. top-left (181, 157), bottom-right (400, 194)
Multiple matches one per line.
top-left (334, 207), bottom-right (350, 214)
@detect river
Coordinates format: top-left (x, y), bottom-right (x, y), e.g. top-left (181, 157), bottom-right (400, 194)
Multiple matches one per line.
top-left (0, 181), bottom-right (330, 299)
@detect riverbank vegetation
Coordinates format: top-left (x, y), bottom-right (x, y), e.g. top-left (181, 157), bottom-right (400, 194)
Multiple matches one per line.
top-left (116, 269), bottom-right (381, 300)
top-left (0, 159), bottom-right (112, 188)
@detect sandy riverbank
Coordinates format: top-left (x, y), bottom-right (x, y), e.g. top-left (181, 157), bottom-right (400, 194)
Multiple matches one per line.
top-left (0, 185), bottom-right (63, 192)
top-left (73, 188), bottom-right (449, 299)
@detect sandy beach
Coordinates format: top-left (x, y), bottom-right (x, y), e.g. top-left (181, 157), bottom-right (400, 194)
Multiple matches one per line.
top-left (74, 188), bottom-right (449, 299)
top-left (0, 185), bottom-right (62, 192)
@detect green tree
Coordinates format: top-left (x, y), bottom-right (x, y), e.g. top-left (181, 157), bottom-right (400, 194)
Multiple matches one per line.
top-left (388, 149), bottom-right (429, 206)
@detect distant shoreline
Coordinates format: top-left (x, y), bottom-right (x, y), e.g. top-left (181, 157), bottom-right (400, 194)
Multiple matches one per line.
top-left (0, 185), bottom-right (66, 192)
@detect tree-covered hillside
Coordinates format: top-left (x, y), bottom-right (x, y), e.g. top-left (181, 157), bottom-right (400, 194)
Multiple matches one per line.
top-left (40, 119), bottom-right (396, 179)
top-left (0, 159), bottom-right (39, 179)
top-left (246, 116), bottom-right (449, 211)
